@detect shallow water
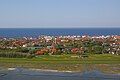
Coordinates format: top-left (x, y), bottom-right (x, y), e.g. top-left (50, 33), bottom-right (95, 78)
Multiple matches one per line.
top-left (0, 68), bottom-right (120, 80)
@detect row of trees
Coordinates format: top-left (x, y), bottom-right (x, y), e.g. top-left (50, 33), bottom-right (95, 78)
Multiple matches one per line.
top-left (0, 47), bottom-right (36, 58)
top-left (0, 52), bottom-right (35, 58)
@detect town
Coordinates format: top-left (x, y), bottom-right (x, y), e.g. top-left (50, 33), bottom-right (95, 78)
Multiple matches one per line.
top-left (0, 35), bottom-right (120, 58)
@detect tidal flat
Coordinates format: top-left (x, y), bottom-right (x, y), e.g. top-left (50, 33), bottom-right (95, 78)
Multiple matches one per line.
top-left (0, 66), bottom-right (120, 80)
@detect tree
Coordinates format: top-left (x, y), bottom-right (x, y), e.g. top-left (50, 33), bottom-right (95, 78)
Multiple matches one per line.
top-left (17, 47), bottom-right (29, 53)
top-left (93, 45), bottom-right (103, 54)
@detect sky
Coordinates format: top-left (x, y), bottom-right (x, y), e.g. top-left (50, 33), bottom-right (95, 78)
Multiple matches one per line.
top-left (0, 0), bottom-right (120, 28)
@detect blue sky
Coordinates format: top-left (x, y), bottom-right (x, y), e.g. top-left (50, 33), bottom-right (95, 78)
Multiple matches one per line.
top-left (0, 0), bottom-right (120, 28)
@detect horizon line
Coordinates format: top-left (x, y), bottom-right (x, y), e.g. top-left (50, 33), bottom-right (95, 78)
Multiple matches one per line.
top-left (0, 26), bottom-right (120, 28)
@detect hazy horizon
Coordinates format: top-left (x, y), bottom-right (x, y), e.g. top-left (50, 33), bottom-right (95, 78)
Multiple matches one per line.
top-left (0, 0), bottom-right (120, 28)
top-left (0, 26), bottom-right (120, 28)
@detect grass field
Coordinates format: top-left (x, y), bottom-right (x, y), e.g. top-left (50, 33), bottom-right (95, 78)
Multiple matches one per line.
top-left (0, 54), bottom-right (120, 63)
top-left (0, 54), bottom-right (120, 73)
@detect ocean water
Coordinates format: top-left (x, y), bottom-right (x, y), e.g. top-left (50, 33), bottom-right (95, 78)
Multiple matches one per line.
top-left (0, 28), bottom-right (120, 38)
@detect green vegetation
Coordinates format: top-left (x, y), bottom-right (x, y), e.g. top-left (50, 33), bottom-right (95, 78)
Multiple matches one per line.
top-left (0, 52), bottom-right (35, 58)
top-left (0, 48), bottom-right (35, 58)
top-left (0, 54), bottom-right (120, 73)
top-left (0, 54), bottom-right (120, 65)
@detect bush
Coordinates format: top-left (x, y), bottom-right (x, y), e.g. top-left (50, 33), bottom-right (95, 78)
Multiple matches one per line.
top-left (26, 54), bottom-right (35, 58)
top-left (29, 49), bottom-right (37, 54)
top-left (16, 47), bottom-right (29, 53)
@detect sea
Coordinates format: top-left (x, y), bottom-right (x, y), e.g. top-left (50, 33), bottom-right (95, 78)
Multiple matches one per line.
top-left (0, 28), bottom-right (119, 38)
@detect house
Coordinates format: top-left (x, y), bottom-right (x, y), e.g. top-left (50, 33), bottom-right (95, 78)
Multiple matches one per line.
top-left (50, 47), bottom-right (57, 54)
top-left (36, 51), bottom-right (44, 55)
top-left (71, 48), bottom-right (79, 54)
top-left (71, 47), bottom-right (84, 54)
top-left (35, 48), bottom-right (49, 55)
